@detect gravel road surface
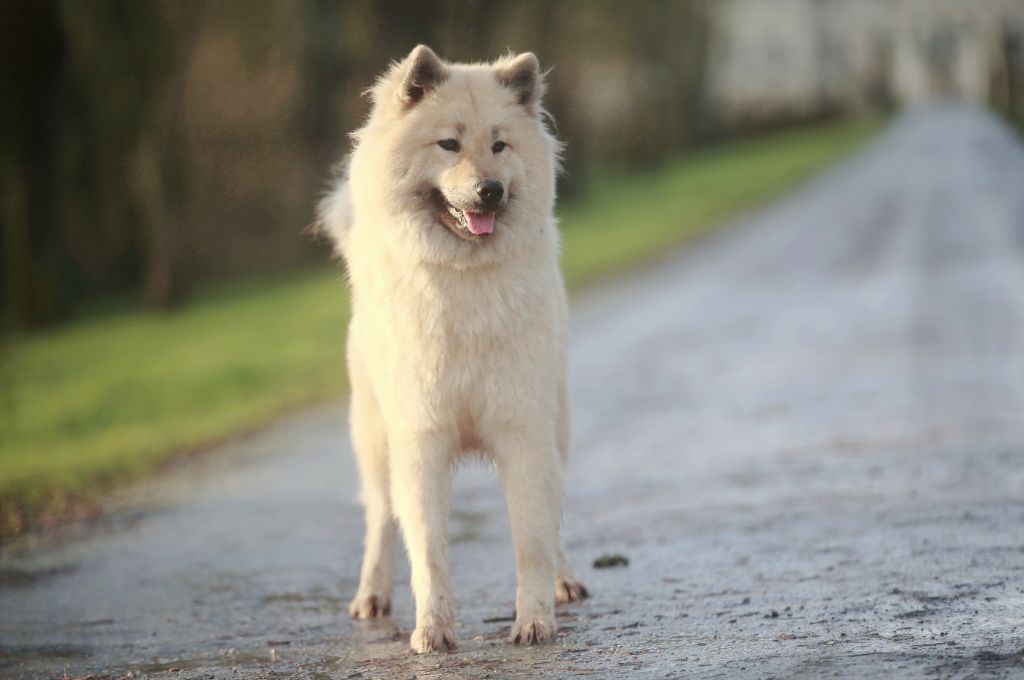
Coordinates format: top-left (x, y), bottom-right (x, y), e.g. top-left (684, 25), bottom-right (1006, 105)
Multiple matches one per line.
top-left (2, 105), bottom-right (1023, 679)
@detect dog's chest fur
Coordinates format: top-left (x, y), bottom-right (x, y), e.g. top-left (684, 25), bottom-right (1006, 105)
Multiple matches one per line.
top-left (348, 235), bottom-right (565, 433)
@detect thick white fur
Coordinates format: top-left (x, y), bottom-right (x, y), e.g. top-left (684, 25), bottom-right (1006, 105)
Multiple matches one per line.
top-left (319, 46), bottom-right (586, 653)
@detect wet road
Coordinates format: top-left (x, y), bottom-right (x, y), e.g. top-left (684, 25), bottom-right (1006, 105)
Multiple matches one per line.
top-left (3, 105), bottom-right (1024, 679)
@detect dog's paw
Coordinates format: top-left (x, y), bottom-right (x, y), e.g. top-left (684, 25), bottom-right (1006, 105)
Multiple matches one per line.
top-left (348, 593), bottom-right (391, 619)
top-left (555, 576), bottom-right (589, 604)
top-left (410, 624), bottom-right (458, 653)
top-left (510, 610), bottom-right (557, 646)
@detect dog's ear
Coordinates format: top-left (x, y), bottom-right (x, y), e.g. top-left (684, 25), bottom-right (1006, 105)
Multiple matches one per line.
top-left (397, 45), bottom-right (448, 109)
top-left (495, 52), bottom-right (543, 115)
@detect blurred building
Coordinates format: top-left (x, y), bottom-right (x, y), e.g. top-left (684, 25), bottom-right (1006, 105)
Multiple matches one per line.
top-left (707, 0), bottom-right (1024, 123)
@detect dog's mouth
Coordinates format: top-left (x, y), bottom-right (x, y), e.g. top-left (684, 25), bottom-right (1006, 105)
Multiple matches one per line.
top-left (431, 189), bottom-right (497, 242)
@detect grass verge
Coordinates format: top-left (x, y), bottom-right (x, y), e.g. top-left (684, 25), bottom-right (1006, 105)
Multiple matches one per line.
top-left (0, 117), bottom-right (880, 535)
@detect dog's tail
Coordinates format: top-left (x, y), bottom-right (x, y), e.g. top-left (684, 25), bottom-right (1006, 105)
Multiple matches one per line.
top-left (313, 163), bottom-right (354, 261)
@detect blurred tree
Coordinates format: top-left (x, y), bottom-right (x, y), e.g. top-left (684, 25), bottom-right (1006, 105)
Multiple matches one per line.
top-left (61, 0), bottom-right (199, 310)
top-left (992, 23), bottom-right (1023, 125)
top-left (18, 0), bottom-right (1009, 330)
top-left (0, 0), bottom-right (724, 328)
top-left (0, 1), bottom-right (67, 326)
top-left (303, 0), bottom-right (349, 175)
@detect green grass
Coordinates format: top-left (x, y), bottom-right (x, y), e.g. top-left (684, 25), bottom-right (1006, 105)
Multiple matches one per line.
top-left (0, 117), bottom-right (880, 533)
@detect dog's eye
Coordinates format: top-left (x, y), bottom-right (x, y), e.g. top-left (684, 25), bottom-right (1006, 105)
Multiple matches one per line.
top-left (492, 141), bottom-right (507, 154)
top-left (438, 139), bottom-right (460, 152)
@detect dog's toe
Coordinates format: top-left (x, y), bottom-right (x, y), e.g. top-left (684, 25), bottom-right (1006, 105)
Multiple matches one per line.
top-left (510, 611), bottom-right (556, 646)
top-left (348, 593), bottom-right (391, 619)
top-left (555, 576), bottom-right (590, 604)
top-left (410, 624), bottom-right (458, 653)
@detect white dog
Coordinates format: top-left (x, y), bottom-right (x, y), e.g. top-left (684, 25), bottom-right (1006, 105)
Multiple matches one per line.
top-left (318, 45), bottom-right (586, 654)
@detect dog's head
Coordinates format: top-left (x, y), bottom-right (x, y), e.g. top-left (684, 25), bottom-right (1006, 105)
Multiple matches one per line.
top-left (350, 46), bottom-right (560, 265)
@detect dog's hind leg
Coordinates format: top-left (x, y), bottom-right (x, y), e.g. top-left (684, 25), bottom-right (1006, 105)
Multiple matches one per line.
top-left (348, 343), bottom-right (397, 619)
top-left (553, 379), bottom-right (589, 604)
top-left (555, 541), bottom-right (589, 604)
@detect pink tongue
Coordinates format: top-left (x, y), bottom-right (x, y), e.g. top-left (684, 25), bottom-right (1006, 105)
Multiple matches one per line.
top-left (463, 211), bottom-right (496, 235)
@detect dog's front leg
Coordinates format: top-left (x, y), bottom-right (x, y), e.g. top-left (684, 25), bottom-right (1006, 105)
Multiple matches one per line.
top-left (389, 428), bottom-right (457, 653)
top-left (494, 428), bottom-right (563, 645)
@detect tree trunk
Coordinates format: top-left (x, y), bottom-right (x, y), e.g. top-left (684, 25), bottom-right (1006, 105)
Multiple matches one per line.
top-left (0, 1), bottom-right (66, 327)
top-left (132, 84), bottom-right (189, 310)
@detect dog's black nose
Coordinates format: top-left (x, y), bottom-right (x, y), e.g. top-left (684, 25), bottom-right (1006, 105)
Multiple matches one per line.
top-left (475, 180), bottom-right (504, 207)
